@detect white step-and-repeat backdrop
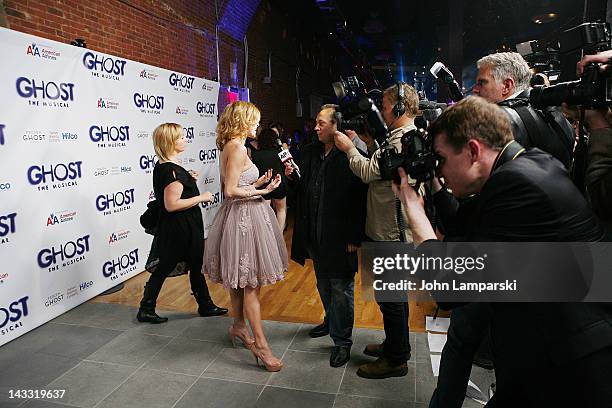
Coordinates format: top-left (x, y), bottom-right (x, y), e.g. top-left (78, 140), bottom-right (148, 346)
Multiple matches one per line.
top-left (0, 27), bottom-right (222, 346)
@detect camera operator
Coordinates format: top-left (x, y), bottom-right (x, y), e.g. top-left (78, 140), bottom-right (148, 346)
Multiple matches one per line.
top-left (395, 96), bottom-right (611, 407)
top-left (334, 82), bottom-right (419, 379)
top-left (573, 49), bottom-right (612, 240)
top-left (473, 52), bottom-right (575, 168)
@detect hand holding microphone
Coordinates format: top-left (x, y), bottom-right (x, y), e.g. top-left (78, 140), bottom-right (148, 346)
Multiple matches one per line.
top-left (276, 138), bottom-right (300, 179)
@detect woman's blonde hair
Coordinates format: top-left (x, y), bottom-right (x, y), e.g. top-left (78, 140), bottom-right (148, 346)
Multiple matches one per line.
top-left (153, 123), bottom-right (183, 162)
top-left (216, 101), bottom-right (260, 150)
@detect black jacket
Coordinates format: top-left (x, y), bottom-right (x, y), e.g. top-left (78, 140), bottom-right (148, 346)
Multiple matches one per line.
top-left (436, 145), bottom-right (611, 406)
top-left (290, 141), bottom-right (367, 279)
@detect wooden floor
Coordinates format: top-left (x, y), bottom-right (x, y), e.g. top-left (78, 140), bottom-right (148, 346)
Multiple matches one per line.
top-left (93, 214), bottom-right (443, 332)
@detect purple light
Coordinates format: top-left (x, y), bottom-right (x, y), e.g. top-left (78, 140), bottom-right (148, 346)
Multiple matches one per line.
top-left (218, 0), bottom-right (261, 41)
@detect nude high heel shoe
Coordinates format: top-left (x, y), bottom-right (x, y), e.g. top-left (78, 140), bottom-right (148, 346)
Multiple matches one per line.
top-left (249, 343), bottom-right (283, 372)
top-left (228, 325), bottom-right (254, 348)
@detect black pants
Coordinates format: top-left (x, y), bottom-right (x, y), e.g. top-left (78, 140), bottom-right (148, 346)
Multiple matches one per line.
top-left (316, 277), bottom-right (355, 347)
top-left (366, 237), bottom-right (411, 363)
top-left (307, 244), bottom-right (356, 347)
top-left (488, 344), bottom-right (612, 407)
top-left (429, 303), bottom-right (493, 408)
top-left (378, 300), bottom-right (411, 362)
top-left (144, 240), bottom-right (210, 303)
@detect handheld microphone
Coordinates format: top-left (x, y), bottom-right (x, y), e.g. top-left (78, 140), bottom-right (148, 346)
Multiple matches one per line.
top-left (275, 138), bottom-right (301, 179)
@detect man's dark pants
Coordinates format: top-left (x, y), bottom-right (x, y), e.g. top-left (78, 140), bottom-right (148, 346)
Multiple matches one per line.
top-left (378, 301), bottom-right (411, 362)
top-left (429, 303), bottom-right (493, 408)
top-left (316, 277), bottom-right (354, 346)
top-left (308, 246), bottom-right (355, 347)
top-left (368, 237), bottom-right (411, 363)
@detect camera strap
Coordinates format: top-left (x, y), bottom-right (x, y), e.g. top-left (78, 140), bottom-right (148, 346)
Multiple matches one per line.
top-left (502, 99), bottom-right (551, 149)
top-left (492, 140), bottom-right (526, 172)
top-left (571, 107), bottom-right (588, 194)
top-left (500, 98), bottom-right (574, 164)
top-left (395, 182), bottom-right (437, 242)
top-left (543, 107), bottom-right (575, 153)
top-left (396, 198), bottom-right (406, 242)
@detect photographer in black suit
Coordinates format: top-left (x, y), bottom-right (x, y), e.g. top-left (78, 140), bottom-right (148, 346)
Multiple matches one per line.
top-left (427, 51), bottom-right (580, 408)
top-left (394, 96), bottom-right (611, 407)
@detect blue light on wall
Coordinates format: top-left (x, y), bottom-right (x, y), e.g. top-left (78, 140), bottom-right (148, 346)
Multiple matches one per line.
top-left (218, 0), bottom-right (261, 41)
top-left (395, 42), bottom-right (405, 83)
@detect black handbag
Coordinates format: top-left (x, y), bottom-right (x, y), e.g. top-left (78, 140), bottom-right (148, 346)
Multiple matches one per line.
top-left (140, 200), bottom-right (189, 277)
top-left (140, 200), bottom-right (160, 234)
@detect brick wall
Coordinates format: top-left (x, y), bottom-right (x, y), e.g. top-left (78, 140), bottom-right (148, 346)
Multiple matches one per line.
top-left (247, 2), bottom-right (336, 132)
top-left (2, 0), bottom-right (334, 132)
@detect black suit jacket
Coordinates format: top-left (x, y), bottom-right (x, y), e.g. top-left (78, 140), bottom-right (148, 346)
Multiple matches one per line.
top-left (436, 147), bottom-right (611, 405)
top-left (474, 148), bottom-right (609, 350)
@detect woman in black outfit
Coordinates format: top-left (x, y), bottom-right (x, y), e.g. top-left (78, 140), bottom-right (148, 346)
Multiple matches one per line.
top-left (137, 123), bottom-right (227, 324)
top-left (248, 128), bottom-right (288, 230)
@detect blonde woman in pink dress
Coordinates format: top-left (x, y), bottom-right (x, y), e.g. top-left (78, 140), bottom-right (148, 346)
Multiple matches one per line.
top-left (204, 101), bottom-right (288, 372)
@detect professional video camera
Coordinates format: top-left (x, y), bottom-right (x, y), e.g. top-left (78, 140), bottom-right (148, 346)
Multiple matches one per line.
top-left (418, 98), bottom-right (447, 123)
top-left (529, 22), bottom-right (612, 108)
top-left (516, 39), bottom-right (561, 81)
top-left (378, 128), bottom-right (437, 185)
top-left (332, 76), bottom-right (389, 145)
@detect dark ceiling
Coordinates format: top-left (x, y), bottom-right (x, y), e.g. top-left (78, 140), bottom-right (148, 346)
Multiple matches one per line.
top-left (270, 0), bottom-right (605, 97)
top-left (331, 0), bottom-right (587, 61)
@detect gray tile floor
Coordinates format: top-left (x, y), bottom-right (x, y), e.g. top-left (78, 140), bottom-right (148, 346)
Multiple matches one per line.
top-left (0, 302), bottom-right (495, 408)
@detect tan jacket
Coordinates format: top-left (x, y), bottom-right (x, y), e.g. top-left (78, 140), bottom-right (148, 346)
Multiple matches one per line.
top-left (345, 124), bottom-right (416, 242)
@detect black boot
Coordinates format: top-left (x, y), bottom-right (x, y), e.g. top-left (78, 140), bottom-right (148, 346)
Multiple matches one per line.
top-left (190, 272), bottom-right (228, 316)
top-left (136, 283), bottom-right (168, 324)
top-left (192, 291), bottom-right (228, 316)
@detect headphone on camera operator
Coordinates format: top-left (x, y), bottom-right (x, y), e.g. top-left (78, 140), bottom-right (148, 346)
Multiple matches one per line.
top-left (393, 81), bottom-right (406, 118)
top-left (390, 81), bottom-right (425, 241)
top-left (376, 81), bottom-right (410, 150)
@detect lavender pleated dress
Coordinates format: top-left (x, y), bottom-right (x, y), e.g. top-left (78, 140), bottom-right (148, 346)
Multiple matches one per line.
top-left (203, 163), bottom-right (288, 289)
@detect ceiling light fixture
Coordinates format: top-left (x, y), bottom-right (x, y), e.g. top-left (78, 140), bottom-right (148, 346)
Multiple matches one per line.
top-left (530, 0), bottom-right (558, 24)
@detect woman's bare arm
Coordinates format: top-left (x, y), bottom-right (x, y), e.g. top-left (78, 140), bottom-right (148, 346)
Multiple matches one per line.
top-left (163, 172), bottom-right (212, 212)
top-left (223, 143), bottom-right (280, 198)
